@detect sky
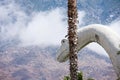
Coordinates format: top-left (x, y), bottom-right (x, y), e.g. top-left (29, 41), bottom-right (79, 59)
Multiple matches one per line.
top-left (0, 0), bottom-right (120, 56)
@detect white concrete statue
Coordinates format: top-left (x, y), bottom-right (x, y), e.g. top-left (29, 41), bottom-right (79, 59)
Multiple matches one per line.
top-left (56, 24), bottom-right (120, 78)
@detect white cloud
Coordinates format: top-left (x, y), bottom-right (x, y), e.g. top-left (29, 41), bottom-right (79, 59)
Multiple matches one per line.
top-left (78, 11), bottom-right (85, 25)
top-left (19, 8), bottom-right (67, 46)
top-left (19, 9), bottom-right (85, 46)
top-left (109, 20), bottom-right (120, 35)
top-left (0, 1), bottom-right (29, 40)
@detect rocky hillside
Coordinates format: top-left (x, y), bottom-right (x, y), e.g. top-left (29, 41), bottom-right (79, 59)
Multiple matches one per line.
top-left (0, 46), bottom-right (117, 80)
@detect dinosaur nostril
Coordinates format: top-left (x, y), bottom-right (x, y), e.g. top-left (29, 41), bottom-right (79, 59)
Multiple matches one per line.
top-left (117, 51), bottom-right (120, 55)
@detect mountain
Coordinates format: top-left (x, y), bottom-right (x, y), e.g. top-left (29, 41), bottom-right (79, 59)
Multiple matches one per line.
top-left (0, 46), bottom-right (117, 80)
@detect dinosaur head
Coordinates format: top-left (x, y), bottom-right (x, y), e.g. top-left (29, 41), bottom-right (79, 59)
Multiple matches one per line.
top-left (56, 39), bottom-right (69, 62)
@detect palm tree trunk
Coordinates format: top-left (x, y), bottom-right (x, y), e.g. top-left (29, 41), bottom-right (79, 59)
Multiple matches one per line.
top-left (68, 0), bottom-right (78, 80)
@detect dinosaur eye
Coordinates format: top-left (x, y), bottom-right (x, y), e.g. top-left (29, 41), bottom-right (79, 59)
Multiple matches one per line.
top-left (61, 39), bottom-right (65, 44)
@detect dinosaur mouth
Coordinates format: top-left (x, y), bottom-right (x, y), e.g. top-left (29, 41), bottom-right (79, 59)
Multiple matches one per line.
top-left (57, 49), bottom-right (69, 62)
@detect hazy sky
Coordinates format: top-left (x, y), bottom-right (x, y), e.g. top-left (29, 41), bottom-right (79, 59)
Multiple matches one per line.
top-left (0, 0), bottom-right (120, 56)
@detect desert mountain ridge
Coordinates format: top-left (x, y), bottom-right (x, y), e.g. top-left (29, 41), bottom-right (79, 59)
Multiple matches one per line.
top-left (0, 45), bottom-right (117, 80)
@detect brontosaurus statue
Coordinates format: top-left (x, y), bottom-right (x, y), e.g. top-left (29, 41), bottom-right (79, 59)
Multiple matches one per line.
top-left (56, 24), bottom-right (120, 79)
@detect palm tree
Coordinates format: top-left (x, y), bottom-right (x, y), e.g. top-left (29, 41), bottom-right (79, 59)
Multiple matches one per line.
top-left (68, 0), bottom-right (78, 80)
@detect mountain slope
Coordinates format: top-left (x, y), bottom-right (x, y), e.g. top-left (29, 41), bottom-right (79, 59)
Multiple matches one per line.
top-left (0, 46), bottom-right (117, 80)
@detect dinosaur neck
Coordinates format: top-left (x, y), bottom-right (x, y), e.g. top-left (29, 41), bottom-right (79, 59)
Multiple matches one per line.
top-left (77, 24), bottom-right (120, 55)
top-left (77, 24), bottom-right (120, 77)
